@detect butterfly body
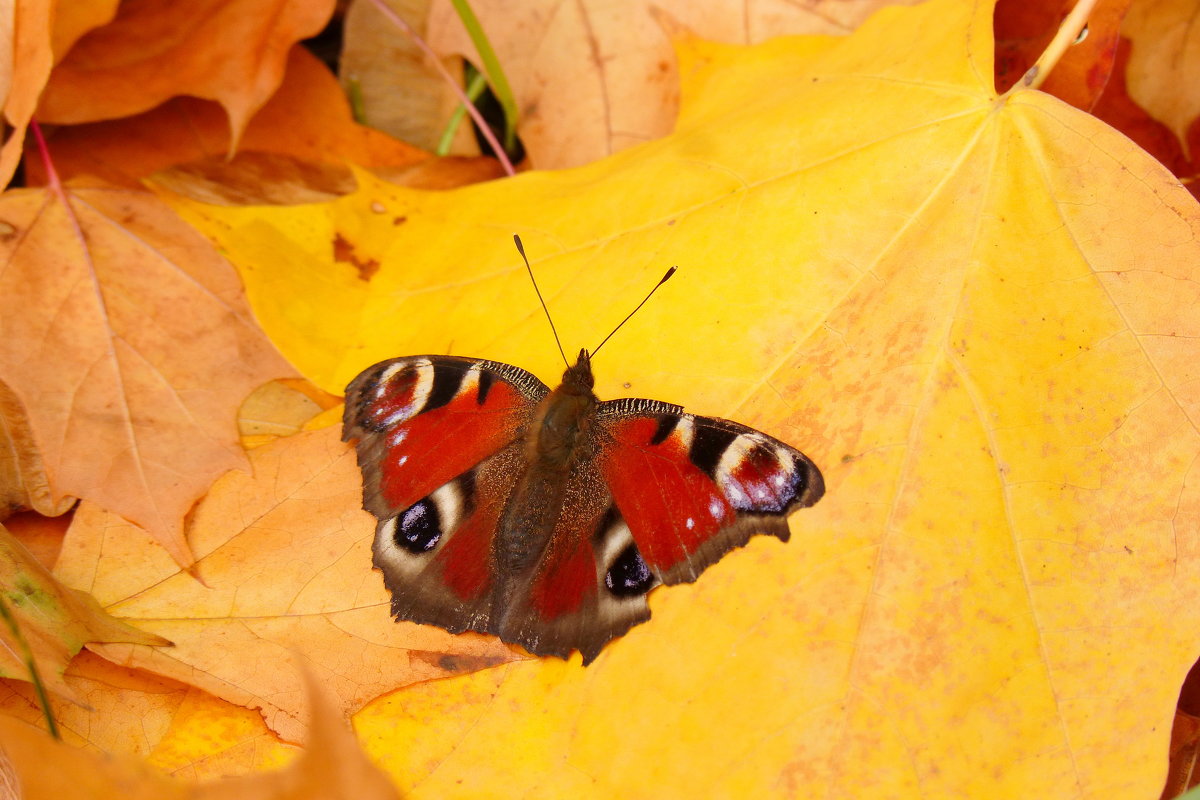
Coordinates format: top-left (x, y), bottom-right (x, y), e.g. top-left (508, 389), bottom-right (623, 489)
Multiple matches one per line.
top-left (344, 348), bottom-right (824, 663)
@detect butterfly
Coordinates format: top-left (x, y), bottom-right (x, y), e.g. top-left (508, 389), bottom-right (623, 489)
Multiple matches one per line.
top-left (342, 237), bottom-right (824, 664)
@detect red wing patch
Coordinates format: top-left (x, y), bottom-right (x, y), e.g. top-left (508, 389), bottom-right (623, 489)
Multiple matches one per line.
top-left (597, 406), bottom-right (821, 579)
top-left (598, 416), bottom-right (735, 573)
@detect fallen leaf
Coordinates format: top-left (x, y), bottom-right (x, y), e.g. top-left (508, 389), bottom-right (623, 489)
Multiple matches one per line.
top-left (342, 0), bottom-right (916, 170)
top-left (1166, 709), bottom-right (1200, 797)
top-left (55, 426), bottom-right (517, 743)
top-left (239, 378), bottom-right (341, 450)
top-left (1090, 36), bottom-right (1199, 202)
top-left (28, 45), bottom-right (428, 189)
top-left (0, 0), bottom-right (53, 187)
top-left (0, 0), bottom-right (123, 187)
top-left (50, 0), bottom-right (119, 59)
top-left (0, 524), bottom-right (167, 703)
top-left (165, 0), bottom-right (1200, 795)
top-left (0, 650), bottom-right (297, 775)
top-left (37, 0), bottom-right (336, 152)
top-left (993, 0), bottom-right (1130, 109)
top-left (1123, 0), bottom-right (1200, 158)
top-left (0, 180), bottom-right (294, 567)
top-left (3, 510), bottom-right (70, 571)
top-left (0, 664), bottom-right (400, 799)
top-left (340, 0), bottom-right (480, 156)
top-left (0, 380), bottom-right (73, 519)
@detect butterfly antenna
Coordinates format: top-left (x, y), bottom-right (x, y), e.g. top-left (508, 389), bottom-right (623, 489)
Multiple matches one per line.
top-left (514, 234), bottom-right (570, 368)
top-left (590, 265), bottom-right (677, 359)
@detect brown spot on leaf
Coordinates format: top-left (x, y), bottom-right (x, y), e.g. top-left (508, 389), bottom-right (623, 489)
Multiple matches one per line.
top-left (333, 233), bottom-right (380, 281)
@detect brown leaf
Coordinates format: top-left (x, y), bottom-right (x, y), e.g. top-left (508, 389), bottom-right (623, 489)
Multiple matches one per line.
top-left (56, 426), bottom-right (518, 742)
top-left (416, 0), bottom-right (922, 168)
top-left (0, 1), bottom-right (54, 187)
top-left (0, 651), bottom-right (298, 774)
top-left (28, 46), bottom-right (428, 189)
top-left (0, 181), bottom-right (293, 566)
top-left (0, 524), bottom-right (167, 702)
top-left (0, 664), bottom-right (400, 799)
top-left (36, 0), bottom-right (336, 152)
top-left (993, 0), bottom-right (1131, 109)
top-left (3, 511), bottom-right (70, 571)
top-left (50, 0), bottom-right (119, 60)
top-left (0, 380), bottom-right (73, 520)
top-left (339, 0), bottom-right (480, 156)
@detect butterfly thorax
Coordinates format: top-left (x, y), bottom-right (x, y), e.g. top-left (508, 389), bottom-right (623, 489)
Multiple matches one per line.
top-left (493, 350), bottom-right (598, 578)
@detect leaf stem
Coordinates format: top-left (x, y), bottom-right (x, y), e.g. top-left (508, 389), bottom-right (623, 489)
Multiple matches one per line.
top-left (366, 0), bottom-right (515, 175)
top-left (1008, 0), bottom-right (1099, 94)
top-left (0, 596), bottom-right (60, 740)
top-left (29, 120), bottom-right (63, 194)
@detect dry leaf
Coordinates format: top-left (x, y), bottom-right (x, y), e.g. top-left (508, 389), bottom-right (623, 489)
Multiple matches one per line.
top-left (343, 0), bottom-right (916, 169)
top-left (0, 181), bottom-right (293, 567)
top-left (239, 379), bottom-right (341, 450)
top-left (0, 524), bottom-right (167, 702)
top-left (993, 0), bottom-right (1130, 108)
top-left (0, 650), bottom-right (298, 775)
top-left (49, 0), bottom-right (119, 59)
top-left (28, 46), bottom-right (427, 189)
top-left (1123, 0), bottom-right (1200, 159)
top-left (3, 511), bottom-right (70, 571)
top-left (0, 0), bottom-right (120, 186)
top-left (37, 0), bottom-right (335, 152)
top-left (163, 0), bottom-right (1200, 794)
top-left (340, 0), bottom-right (479, 156)
top-left (423, 0), bottom-right (922, 168)
top-left (0, 0), bottom-right (53, 187)
top-left (0, 665), bottom-right (399, 799)
top-left (56, 426), bottom-right (517, 743)
top-left (0, 380), bottom-right (73, 520)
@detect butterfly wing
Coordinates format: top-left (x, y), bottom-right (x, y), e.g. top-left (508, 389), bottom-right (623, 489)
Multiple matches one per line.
top-left (595, 398), bottom-right (824, 584)
top-left (343, 356), bottom-right (549, 635)
top-left (499, 397), bottom-right (824, 664)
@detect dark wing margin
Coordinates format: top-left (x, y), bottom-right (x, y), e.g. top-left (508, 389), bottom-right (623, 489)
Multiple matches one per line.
top-left (595, 398), bottom-right (824, 585)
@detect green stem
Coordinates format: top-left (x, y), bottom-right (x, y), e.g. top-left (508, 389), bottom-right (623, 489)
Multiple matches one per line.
top-left (437, 68), bottom-right (488, 155)
top-left (0, 596), bottom-right (59, 739)
top-left (448, 0), bottom-right (518, 151)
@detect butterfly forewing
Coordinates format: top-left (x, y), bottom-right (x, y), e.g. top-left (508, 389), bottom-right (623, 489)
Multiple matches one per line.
top-left (596, 400), bottom-right (824, 585)
top-left (343, 356), bottom-right (548, 518)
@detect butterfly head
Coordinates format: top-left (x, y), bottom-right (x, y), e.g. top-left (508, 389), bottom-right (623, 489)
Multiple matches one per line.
top-left (561, 347), bottom-right (596, 393)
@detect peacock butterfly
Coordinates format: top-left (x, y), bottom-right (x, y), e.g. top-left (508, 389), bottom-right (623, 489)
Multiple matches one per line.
top-left (342, 237), bottom-right (824, 663)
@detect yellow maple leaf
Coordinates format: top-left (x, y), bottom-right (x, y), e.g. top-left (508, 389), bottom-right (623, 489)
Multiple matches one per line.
top-left (151, 0), bottom-right (1200, 795)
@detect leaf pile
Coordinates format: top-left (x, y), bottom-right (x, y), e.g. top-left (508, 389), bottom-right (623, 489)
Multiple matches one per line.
top-left (1, 0), bottom-right (1200, 798)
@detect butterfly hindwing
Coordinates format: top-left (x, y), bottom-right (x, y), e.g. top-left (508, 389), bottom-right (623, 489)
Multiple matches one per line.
top-left (596, 398), bottom-right (824, 585)
top-left (496, 461), bottom-right (659, 663)
top-left (372, 442), bottom-right (526, 637)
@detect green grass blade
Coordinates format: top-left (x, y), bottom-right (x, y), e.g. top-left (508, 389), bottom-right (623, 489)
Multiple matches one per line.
top-left (448, 0), bottom-right (518, 151)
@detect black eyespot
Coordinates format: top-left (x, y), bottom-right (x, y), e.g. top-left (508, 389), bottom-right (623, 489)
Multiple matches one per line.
top-left (395, 498), bottom-right (441, 553)
top-left (605, 543), bottom-right (655, 597)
